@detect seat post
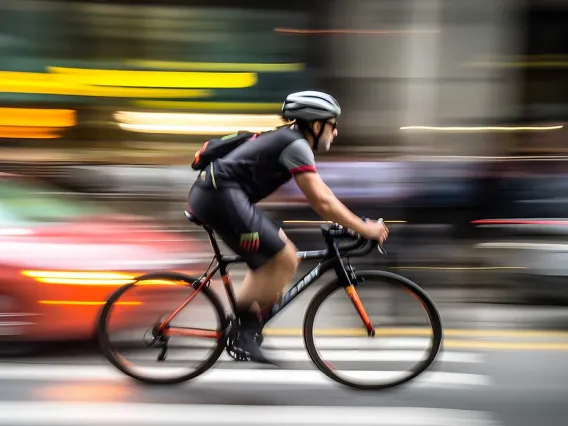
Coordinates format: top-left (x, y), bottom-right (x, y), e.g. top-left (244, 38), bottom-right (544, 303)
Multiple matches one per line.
top-left (184, 211), bottom-right (223, 260)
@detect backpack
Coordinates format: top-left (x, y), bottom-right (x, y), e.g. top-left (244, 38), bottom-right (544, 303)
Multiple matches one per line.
top-left (191, 131), bottom-right (260, 171)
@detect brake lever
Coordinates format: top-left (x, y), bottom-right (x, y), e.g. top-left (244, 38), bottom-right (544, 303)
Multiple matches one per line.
top-left (363, 216), bottom-right (388, 255)
top-left (376, 218), bottom-right (388, 255)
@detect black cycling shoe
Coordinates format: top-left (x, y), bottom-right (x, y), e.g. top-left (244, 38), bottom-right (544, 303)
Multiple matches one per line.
top-left (227, 310), bottom-right (274, 365)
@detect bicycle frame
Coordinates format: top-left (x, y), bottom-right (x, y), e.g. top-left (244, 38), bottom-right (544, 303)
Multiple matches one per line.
top-left (157, 220), bottom-right (378, 340)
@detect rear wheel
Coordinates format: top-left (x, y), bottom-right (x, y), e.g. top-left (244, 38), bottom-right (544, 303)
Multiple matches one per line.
top-left (303, 270), bottom-right (443, 390)
top-left (98, 272), bottom-right (228, 384)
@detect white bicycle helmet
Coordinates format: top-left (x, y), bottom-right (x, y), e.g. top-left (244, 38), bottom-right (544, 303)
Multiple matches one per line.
top-left (282, 90), bottom-right (341, 122)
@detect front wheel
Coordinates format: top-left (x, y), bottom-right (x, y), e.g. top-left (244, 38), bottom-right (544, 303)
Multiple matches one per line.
top-left (98, 272), bottom-right (228, 385)
top-left (303, 270), bottom-right (443, 390)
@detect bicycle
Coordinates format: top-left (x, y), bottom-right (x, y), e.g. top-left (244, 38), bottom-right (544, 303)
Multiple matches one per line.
top-left (97, 211), bottom-right (443, 390)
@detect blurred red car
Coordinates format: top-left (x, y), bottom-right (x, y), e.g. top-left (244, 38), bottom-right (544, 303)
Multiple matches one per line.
top-left (0, 173), bottom-right (210, 342)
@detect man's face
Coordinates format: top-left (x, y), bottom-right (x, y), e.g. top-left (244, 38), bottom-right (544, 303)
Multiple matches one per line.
top-left (314, 119), bottom-right (338, 152)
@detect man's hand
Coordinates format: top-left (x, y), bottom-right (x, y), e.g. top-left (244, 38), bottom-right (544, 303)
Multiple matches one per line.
top-left (360, 219), bottom-right (389, 244)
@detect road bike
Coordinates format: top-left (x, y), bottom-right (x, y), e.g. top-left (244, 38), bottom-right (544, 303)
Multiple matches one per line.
top-left (98, 211), bottom-right (443, 390)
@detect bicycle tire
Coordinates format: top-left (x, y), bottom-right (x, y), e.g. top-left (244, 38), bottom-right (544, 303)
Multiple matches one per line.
top-left (303, 270), bottom-right (443, 390)
top-left (97, 271), bottom-right (228, 385)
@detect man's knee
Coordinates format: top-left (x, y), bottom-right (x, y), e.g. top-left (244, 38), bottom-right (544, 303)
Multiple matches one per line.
top-left (259, 240), bottom-right (298, 277)
top-left (275, 228), bottom-right (299, 269)
top-left (279, 239), bottom-right (300, 274)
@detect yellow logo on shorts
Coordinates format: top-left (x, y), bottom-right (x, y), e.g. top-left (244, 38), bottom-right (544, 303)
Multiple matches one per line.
top-left (240, 232), bottom-right (259, 253)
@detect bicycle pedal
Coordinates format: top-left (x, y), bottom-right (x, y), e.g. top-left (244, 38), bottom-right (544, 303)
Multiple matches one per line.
top-left (226, 347), bottom-right (249, 362)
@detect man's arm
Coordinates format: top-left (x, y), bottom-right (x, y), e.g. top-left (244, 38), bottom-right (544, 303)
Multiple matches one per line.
top-left (279, 139), bottom-right (388, 241)
top-left (294, 172), bottom-right (367, 235)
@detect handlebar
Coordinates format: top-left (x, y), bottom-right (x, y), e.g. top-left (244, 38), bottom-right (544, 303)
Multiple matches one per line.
top-left (320, 217), bottom-right (387, 256)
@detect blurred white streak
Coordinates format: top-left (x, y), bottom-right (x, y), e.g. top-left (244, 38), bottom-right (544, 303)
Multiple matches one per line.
top-left (0, 228), bottom-right (33, 236)
top-left (274, 28), bottom-right (441, 34)
top-left (477, 242), bottom-right (568, 251)
top-left (400, 125), bottom-right (564, 132)
top-left (114, 112), bottom-right (284, 135)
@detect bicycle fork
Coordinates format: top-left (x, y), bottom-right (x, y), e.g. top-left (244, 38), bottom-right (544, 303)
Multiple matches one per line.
top-left (345, 284), bottom-right (375, 337)
top-left (332, 245), bottom-right (376, 337)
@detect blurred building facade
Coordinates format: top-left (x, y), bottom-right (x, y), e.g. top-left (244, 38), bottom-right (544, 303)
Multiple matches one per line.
top-left (1, 0), bottom-right (568, 161)
top-left (3, 0), bottom-right (568, 306)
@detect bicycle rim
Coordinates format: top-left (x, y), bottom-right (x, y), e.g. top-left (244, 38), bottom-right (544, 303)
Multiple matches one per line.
top-left (97, 272), bottom-right (228, 385)
top-left (303, 270), bottom-right (443, 390)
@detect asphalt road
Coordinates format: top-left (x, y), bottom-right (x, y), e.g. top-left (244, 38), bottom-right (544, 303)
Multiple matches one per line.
top-left (0, 329), bottom-right (567, 426)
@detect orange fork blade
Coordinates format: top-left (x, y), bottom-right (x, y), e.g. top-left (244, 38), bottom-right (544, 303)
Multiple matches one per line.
top-left (164, 327), bottom-right (221, 339)
top-left (345, 285), bottom-right (375, 335)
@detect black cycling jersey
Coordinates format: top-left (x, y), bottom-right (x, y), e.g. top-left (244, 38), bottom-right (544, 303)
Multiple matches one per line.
top-left (203, 126), bottom-right (316, 203)
top-left (188, 125), bottom-right (317, 270)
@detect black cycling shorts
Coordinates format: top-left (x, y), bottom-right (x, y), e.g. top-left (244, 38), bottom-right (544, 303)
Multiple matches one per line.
top-left (188, 182), bottom-right (286, 271)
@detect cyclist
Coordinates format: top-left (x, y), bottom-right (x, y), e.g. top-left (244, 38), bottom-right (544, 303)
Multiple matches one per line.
top-left (187, 90), bottom-right (389, 364)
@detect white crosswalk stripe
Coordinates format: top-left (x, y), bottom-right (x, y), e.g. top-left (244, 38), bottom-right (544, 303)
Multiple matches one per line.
top-left (0, 402), bottom-right (502, 425)
top-left (6, 402), bottom-right (505, 426)
top-left (0, 364), bottom-right (492, 388)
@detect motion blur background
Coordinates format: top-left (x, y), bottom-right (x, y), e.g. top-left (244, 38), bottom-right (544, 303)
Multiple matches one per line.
top-left (4, 1), bottom-right (568, 425)
top-left (3, 0), bottom-right (568, 346)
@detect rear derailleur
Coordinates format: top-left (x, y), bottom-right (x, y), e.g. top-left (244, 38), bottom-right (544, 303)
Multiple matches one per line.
top-left (144, 322), bottom-right (169, 362)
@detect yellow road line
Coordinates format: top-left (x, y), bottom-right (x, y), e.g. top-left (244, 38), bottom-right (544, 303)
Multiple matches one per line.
top-left (263, 327), bottom-right (568, 339)
top-left (263, 329), bottom-right (568, 350)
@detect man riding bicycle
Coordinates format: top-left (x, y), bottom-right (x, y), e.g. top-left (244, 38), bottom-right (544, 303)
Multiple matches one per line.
top-left (187, 90), bottom-right (389, 364)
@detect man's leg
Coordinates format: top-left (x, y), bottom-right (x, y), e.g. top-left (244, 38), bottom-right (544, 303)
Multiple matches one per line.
top-left (193, 185), bottom-right (297, 363)
top-left (237, 229), bottom-right (299, 315)
top-left (229, 229), bottom-right (299, 364)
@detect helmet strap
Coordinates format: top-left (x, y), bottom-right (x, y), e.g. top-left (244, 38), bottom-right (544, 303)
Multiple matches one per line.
top-left (296, 120), bottom-right (326, 152)
top-left (313, 121), bottom-right (326, 152)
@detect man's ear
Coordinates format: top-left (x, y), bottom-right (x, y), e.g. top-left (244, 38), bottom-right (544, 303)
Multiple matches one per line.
top-left (312, 120), bottom-right (321, 134)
